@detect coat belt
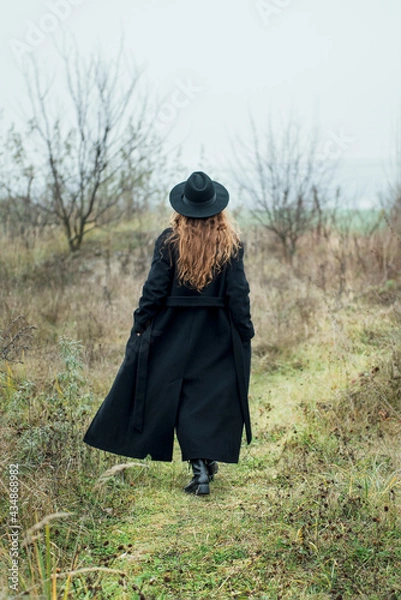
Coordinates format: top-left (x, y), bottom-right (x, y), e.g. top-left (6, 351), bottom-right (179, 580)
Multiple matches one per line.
top-left (129, 295), bottom-right (252, 444)
top-left (165, 296), bottom-right (227, 307)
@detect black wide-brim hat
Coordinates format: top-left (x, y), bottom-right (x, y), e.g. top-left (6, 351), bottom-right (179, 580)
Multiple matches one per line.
top-left (169, 171), bottom-right (229, 218)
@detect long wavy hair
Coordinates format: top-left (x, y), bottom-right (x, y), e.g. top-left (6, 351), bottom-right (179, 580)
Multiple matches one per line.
top-left (164, 210), bottom-right (241, 292)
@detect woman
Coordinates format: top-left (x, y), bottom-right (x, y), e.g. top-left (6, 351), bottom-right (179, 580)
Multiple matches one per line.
top-left (83, 171), bottom-right (255, 495)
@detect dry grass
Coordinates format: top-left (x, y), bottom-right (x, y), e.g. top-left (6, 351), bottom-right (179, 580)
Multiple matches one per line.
top-left (1, 213), bottom-right (401, 598)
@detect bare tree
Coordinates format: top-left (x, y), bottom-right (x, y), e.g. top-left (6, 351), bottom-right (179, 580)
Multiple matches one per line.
top-left (5, 45), bottom-right (163, 251)
top-left (231, 114), bottom-right (336, 262)
top-left (0, 122), bottom-right (46, 236)
top-left (380, 124), bottom-right (401, 229)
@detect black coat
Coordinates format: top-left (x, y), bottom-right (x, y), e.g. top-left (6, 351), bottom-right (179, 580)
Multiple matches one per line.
top-left (83, 228), bottom-right (255, 463)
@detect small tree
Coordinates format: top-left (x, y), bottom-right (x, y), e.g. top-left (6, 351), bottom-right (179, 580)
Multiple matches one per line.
top-left (2, 45), bottom-right (163, 251)
top-left (0, 122), bottom-right (46, 236)
top-left (231, 114), bottom-right (336, 262)
top-left (381, 125), bottom-right (401, 230)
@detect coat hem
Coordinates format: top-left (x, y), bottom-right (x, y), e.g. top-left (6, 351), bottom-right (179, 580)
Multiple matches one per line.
top-left (83, 435), bottom-right (173, 462)
top-left (181, 456), bottom-right (240, 464)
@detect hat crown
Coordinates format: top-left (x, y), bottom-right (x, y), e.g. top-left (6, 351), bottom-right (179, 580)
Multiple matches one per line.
top-left (169, 170), bottom-right (229, 218)
top-left (183, 172), bottom-right (216, 205)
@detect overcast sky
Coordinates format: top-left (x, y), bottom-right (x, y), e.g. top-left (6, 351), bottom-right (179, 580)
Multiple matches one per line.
top-left (1, 0), bottom-right (401, 206)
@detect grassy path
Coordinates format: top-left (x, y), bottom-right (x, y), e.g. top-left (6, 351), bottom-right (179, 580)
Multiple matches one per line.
top-left (71, 327), bottom-right (401, 599)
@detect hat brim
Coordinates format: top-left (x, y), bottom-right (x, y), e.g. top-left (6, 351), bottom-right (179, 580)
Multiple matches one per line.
top-left (169, 180), bottom-right (229, 218)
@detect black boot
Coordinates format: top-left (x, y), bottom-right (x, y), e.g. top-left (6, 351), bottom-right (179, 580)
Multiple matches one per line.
top-left (205, 460), bottom-right (218, 481)
top-left (184, 459), bottom-right (210, 495)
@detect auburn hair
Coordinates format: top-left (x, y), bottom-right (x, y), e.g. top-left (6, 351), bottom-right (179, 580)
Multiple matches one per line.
top-left (164, 211), bottom-right (241, 292)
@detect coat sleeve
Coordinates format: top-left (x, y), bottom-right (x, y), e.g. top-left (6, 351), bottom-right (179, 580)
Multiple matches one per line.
top-left (225, 243), bottom-right (255, 342)
top-left (133, 229), bottom-right (174, 333)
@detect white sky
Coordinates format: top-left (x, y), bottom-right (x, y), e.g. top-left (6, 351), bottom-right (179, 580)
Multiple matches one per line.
top-left (1, 0), bottom-right (401, 206)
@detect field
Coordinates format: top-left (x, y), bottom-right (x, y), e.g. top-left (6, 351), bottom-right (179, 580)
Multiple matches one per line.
top-left (1, 208), bottom-right (401, 599)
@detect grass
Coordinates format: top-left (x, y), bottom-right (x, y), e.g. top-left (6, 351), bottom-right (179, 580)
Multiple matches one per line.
top-left (1, 213), bottom-right (401, 599)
